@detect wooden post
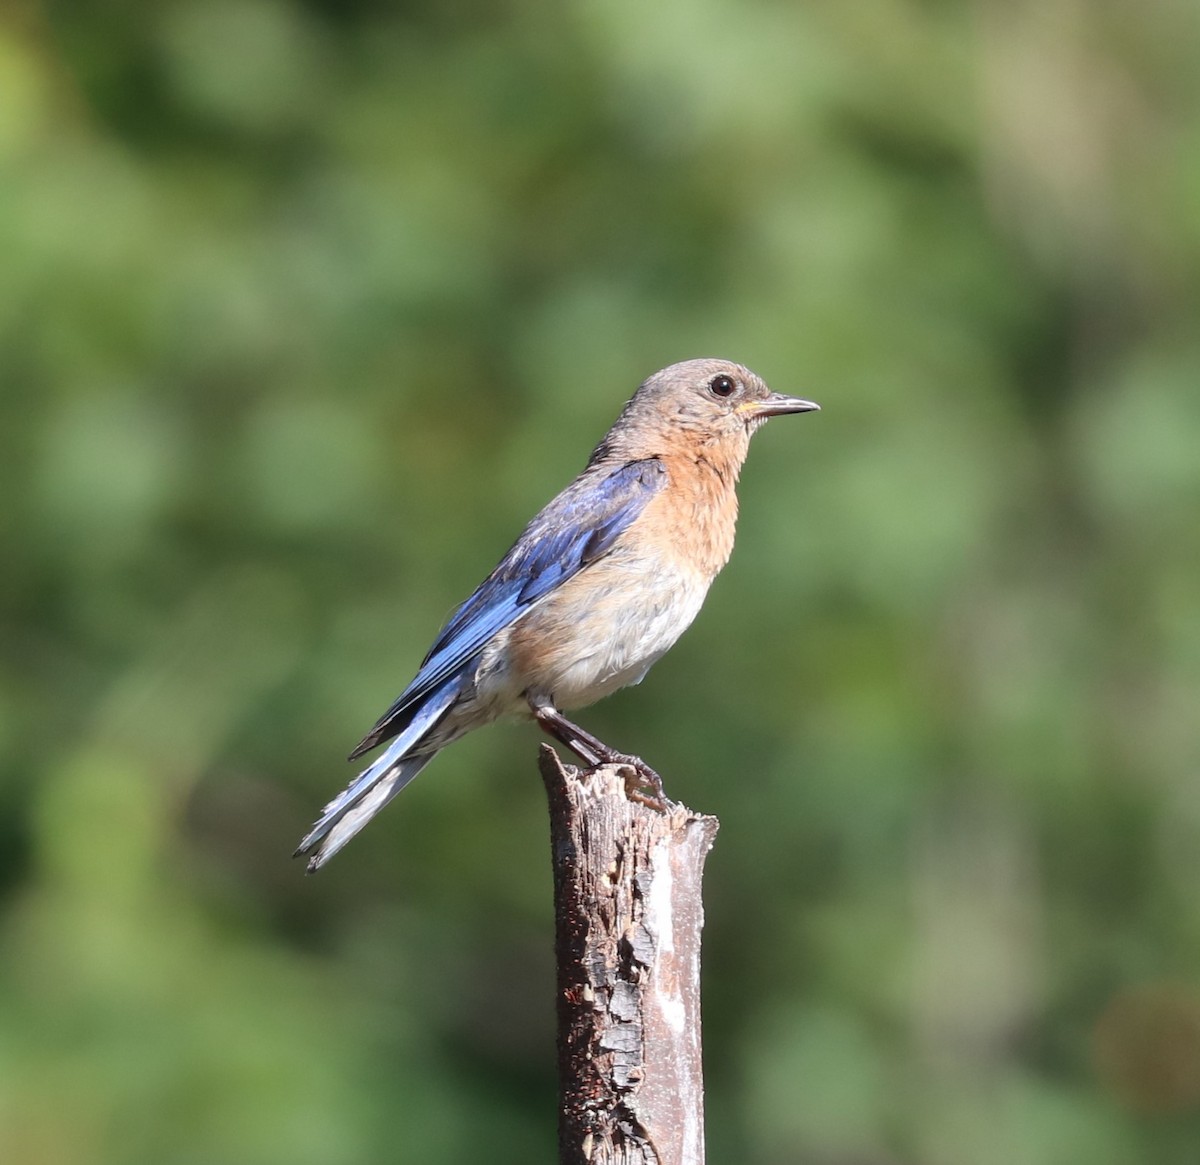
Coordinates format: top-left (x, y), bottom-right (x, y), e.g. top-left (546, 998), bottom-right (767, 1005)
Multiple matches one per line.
top-left (539, 745), bottom-right (720, 1165)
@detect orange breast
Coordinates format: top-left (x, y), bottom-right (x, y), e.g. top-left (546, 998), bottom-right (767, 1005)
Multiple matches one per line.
top-left (640, 449), bottom-right (740, 582)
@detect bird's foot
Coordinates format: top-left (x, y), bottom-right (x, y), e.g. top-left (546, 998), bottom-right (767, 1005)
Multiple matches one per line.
top-left (529, 702), bottom-right (673, 812)
top-left (612, 754), bottom-right (673, 813)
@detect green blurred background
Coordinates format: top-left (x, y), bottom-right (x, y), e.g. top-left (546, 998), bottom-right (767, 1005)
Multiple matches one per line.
top-left (3, 1), bottom-right (1200, 1161)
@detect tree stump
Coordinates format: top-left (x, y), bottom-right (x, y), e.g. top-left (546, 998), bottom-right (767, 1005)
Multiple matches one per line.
top-left (539, 745), bottom-right (720, 1165)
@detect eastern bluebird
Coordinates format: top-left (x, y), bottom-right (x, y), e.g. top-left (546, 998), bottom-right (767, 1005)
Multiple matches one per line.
top-left (297, 358), bottom-right (819, 870)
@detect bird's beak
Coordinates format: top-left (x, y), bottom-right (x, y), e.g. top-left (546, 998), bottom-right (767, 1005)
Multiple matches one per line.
top-left (744, 393), bottom-right (821, 419)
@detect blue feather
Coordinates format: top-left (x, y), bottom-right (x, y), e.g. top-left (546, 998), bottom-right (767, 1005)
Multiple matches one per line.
top-left (303, 669), bottom-right (464, 847)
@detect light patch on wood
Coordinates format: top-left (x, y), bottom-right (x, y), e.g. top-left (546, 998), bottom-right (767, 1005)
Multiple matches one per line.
top-left (647, 836), bottom-right (677, 955)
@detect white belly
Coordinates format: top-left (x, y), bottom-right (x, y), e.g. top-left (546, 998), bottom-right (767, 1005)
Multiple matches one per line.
top-left (475, 551), bottom-right (713, 715)
top-left (550, 566), bottom-right (709, 709)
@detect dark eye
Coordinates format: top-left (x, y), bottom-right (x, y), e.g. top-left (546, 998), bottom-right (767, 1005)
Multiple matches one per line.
top-left (709, 374), bottom-right (737, 398)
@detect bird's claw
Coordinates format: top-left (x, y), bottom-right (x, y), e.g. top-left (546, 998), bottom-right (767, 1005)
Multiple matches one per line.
top-left (614, 756), bottom-right (673, 813)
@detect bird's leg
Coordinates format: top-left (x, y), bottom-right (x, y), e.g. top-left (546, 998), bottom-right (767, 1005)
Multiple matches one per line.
top-left (529, 700), bottom-right (672, 811)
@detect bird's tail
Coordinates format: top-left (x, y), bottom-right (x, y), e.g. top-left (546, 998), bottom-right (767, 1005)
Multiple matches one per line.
top-left (296, 676), bottom-right (461, 872)
top-left (296, 747), bottom-right (438, 871)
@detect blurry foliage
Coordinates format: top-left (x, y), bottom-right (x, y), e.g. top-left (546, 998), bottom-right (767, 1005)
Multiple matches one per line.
top-left (2, 0), bottom-right (1200, 1162)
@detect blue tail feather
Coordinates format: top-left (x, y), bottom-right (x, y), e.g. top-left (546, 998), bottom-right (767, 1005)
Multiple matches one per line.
top-left (296, 672), bottom-right (462, 869)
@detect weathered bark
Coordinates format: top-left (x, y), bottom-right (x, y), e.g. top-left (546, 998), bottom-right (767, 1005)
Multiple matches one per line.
top-left (540, 745), bottom-right (719, 1165)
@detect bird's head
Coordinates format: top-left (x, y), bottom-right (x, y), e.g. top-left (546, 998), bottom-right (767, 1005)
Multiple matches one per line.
top-left (594, 358), bottom-right (819, 466)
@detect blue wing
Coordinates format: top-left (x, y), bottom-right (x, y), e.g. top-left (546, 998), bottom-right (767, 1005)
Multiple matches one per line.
top-left (348, 457), bottom-right (667, 759)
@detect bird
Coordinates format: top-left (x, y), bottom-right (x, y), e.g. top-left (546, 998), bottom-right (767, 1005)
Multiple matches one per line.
top-left (296, 358), bottom-right (819, 870)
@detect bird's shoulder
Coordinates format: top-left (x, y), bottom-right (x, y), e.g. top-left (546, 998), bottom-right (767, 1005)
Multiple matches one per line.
top-left (503, 456), bottom-right (667, 574)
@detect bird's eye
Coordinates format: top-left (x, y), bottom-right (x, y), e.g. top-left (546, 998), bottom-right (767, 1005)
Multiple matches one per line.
top-left (709, 374), bottom-right (737, 398)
